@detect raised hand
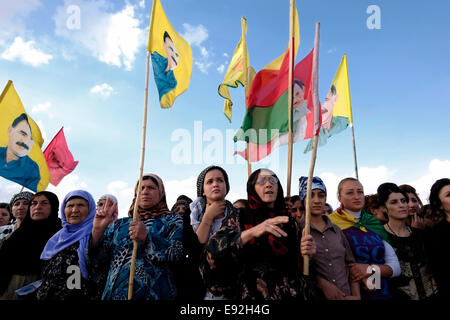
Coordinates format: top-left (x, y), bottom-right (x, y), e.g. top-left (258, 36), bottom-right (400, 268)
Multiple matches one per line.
top-left (203, 200), bottom-right (226, 222)
top-left (92, 198), bottom-right (117, 245)
top-left (410, 211), bottom-right (425, 230)
top-left (240, 216), bottom-right (289, 245)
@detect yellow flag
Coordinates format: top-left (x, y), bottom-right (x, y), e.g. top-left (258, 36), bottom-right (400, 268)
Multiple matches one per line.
top-left (0, 80), bottom-right (50, 192)
top-left (219, 17), bottom-right (249, 122)
top-left (328, 54), bottom-right (353, 123)
top-left (147, 0), bottom-right (193, 108)
top-left (304, 54), bottom-right (353, 153)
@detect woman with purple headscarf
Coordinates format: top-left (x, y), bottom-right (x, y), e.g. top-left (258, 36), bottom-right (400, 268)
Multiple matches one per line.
top-left (35, 190), bottom-right (103, 300)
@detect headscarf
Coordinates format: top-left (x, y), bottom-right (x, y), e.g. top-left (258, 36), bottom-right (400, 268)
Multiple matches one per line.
top-left (190, 166), bottom-right (233, 235)
top-left (240, 169), bottom-right (298, 262)
top-left (40, 190), bottom-right (96, 280)
top-left (171, 195), bottom-right (192, 212)
top-left (9, 191), bottom-right (34, 209)
top-left (0, 191), bottom-right (62, 294)
top-left (196, 165), bottom-right (230, 197)
top-left (98, 194), bottom-right (119, 222)
top-left (298, 176), bottom-right (327, 201)
top-left (127, 173), bottom-right (171, 219)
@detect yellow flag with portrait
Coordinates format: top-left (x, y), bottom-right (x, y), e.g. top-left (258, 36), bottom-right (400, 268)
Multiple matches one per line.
top-left (147, 0), bottom-right (193, 108)
top-left (0, 80), bottom-right (50, 191)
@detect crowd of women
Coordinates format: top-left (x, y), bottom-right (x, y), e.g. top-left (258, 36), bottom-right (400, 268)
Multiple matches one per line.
top-left (0, 166), bottom-right (448, 301)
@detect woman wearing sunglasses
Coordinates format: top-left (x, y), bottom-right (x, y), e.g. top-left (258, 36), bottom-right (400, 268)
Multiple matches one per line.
top-left (199, 168), bottom-right (317, 300)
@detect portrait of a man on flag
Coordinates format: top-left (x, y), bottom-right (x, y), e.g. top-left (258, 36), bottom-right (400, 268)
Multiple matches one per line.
top-left (0, 80), bottom-right (50, 192)
top-left (0, 113), bottom-right (40, 191)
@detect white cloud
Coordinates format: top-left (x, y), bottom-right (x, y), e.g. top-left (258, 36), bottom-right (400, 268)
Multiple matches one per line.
top-left (46, 174), bottom-right (89, 211)
top-left (200, 46), bottom-right (209, 58)
top-left (223, 53), bottom-right (229, 58)
top-left (318, 165), bottom-right (396, 210)
top-left (31, 101), bottom-right (54, 119)
top-left (164, 176), bottom-right (197, 210)
top-left (90, 83), bottom-right (114, 97)
top-left (317, 161), bottom-right (450, 210)
top-left (106, 180), bottom-right (135, 218)
top-left (138, 0), bottom-right (145, 9)
top-left (217, 64), bottom-right (225, 74)
top-left (181, 23), bottom-right (208, 47)
top-left (1, 36), bottom-right (53, 66)
top-left (54, 1), bottom-right (146, 71)
top-left (0, 179), bottom-right (26, 204)
top-left (407, 159), bottom-right (450, 204)
top-left (181, 23), bottom-right (213, 74)
top-left (195, 61), bottom-right (213, 74)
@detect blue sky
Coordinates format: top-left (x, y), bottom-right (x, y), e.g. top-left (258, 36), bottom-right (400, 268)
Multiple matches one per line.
top-left (1, 0), bottom-right (449, 215)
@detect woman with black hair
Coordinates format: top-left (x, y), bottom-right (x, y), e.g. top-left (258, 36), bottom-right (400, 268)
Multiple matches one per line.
top-left (199, 168), bottom-right (316, 300)
top-left (0, 191), bottom-right (61, 300)
top-left (425, 178), bottom-right (450, 300)
top-left (377, 182), bottom-right (438, 300)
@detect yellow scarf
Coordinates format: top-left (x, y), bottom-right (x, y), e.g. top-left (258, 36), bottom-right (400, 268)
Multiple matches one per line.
top-left (329, 209), bottom-right (368, 232)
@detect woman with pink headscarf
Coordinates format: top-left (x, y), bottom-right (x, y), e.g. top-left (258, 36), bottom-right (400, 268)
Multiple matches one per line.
top-left (97, 194), bottom-right (119, 223)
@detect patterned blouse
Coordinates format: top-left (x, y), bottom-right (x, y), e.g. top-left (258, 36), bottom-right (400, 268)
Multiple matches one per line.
top-left (87, 213), bottom-right (184, 300)
top-left (35, 242), bottom-right (104, 300)
top-left (200, 209), bottom-right (317, 301)
top-left (388, 229), bottom-right (438, 300)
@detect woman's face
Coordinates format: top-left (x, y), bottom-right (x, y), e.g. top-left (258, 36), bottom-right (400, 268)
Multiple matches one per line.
top-left (12, 199), bottom-right (29, 221)
top-left (438, 185), bottom-right (450, 216)
top-left (309, 189), bottom-right (326, 216)
top-left (65, 198), bottom-right (89, 225)
top-left (203, 169), bottom-right (227, 202)
top-left (139, 178), bottom-right (160, 209)
top-left (97, 198), bottom-right (115, 213)
top-left (0, 208), bottom-right (10, 226)
top-left (406, 192), bottom-right (421, 216)
top-left (423, 207), bottom-right (444, 229)
top-left (254, 173), bottom-right (278, 208)
top-left (371, 206), bottom-right (389, 224)
top-left (385, 192), bottom-right (408, 221)
top-left (30, 195), bottom-right (52, 221)
top-left (338, 180), bottom-right (365, 212)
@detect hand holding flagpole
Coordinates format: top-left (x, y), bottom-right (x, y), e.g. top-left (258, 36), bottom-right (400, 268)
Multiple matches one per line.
top-left (128, 51), bottom-right (151, 300)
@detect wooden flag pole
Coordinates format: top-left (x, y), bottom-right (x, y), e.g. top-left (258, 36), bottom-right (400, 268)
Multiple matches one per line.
top-left (246, 144), bottom-right (251, 178)
top-left (343, 54), bottom-right (359, 180)
top-left (351, 124), bottom-right (359, 180)
top-left (286, 0), bottom-right (295, 197)
top-left (246, 67), bottom-right (252, 178)
top-left (128, 51), bottom-right (151, 300)
top-left (303, 22), bottom-right (320, 276)
top-left (242, 16), bottom-right (251, 179)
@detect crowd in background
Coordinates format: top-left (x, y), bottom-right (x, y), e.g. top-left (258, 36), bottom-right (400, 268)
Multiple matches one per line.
top-left (0, 166), bottom-right (448, 301)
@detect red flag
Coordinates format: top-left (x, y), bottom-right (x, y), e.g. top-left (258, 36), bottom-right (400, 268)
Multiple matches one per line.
top-left (43, 128), bottom-right (78, 186)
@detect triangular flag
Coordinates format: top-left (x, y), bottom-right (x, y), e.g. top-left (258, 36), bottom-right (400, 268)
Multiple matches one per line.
top-left (304, 54), bottom-right (353, 153)
top-left (0, 80), bottom-right (49, 191)
top-left (43, 127), bottom-right (78, 186)
top-left (218, 17), bottom-right (250, 122)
